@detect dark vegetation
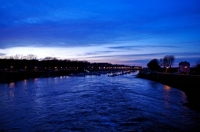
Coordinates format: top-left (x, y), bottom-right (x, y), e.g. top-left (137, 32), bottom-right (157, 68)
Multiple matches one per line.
top-left (196, 61), bottom-right (200, 74)
top-left (0, 54), bottom-right (135, 83)
top-left (147, 55), bottom-right (175, 73)
top-left (141, 55), bottom-right (200, 112)
top-left (197, 64), bottom-right (200, 73)
top-left (147, 59), bottom-right (160, 71)
top-left (137, 71), bottom-right (200, 112)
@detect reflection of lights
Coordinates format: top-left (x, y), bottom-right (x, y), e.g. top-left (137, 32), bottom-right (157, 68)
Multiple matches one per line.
top-left (9, 90), bottom-right (15, 99)
top-left (53, 78), bottom-right (58, 83)
top-left (181, 91), bottom-right (187, 100)
top-left (9, 82), bottom-right (15, 88)
top-left (24, 79), bottom-right (27, 83)
top-left (184, 66), bottom-right (187, 68)
top-left (23, 79), bottom-right (27, 89)
top-left (164, 85), bottom-right (171, 91)
top-left (163, 85), bottom-right (171, 108)
top-left (34, 78), bottom-right (38, 82)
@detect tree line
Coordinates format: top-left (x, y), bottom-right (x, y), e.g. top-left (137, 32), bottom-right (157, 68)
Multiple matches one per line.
top-left (147, 55), bottom-right (200, 74)
top-left (147, 55), bottom-right (175, 72)
top-left (0, 54), bottom-right (132, 72)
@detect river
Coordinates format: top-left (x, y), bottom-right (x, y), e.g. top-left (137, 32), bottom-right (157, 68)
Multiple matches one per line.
top-left (0, 73), bottom-right (200, 131)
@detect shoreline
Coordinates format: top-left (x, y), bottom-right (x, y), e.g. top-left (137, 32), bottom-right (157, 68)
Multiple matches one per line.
top-left (0, 69), bottom-right (132, 83)
top-left (0, 70), bottom-right (84, 83)
top-left (137, 70), bottom-right (200, 112)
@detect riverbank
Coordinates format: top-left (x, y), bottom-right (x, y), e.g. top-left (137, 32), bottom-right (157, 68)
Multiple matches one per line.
top-left (137, 70), bottom-right (200, 112)
top-left (0, 70), bottom-right (83, 83)
top-left (0, 69), bottom-right (133, 83)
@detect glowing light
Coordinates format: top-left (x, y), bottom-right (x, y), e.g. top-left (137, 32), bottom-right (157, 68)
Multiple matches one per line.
top-left (164, 85), bottom-right (171, 91)
top-left (9, 82), bottom-right (15, 88)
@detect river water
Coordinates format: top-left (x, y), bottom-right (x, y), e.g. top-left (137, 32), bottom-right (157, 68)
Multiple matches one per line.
top-left (0, 73), bottom-right (200, 131)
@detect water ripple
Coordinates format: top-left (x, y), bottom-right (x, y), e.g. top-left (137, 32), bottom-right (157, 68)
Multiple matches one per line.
top-left (0, 74), bottom-right (200, 131)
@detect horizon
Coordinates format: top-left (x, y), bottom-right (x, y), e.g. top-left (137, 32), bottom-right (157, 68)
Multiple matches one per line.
top-left (0, 0), bottom-right (200, 66)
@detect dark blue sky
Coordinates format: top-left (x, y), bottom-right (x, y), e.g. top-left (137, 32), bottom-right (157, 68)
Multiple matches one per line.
top-left (0, 0), bottom-right (200, 66)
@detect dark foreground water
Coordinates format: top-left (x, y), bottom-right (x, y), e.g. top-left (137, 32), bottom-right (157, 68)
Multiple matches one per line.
top-left (0, 73), bottom-right (200, 131)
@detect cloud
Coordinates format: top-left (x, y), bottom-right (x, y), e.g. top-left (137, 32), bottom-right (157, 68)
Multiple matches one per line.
top-left (0, 53), bottom-right (6, 56)
top-left (108, 45), bottom-right (178, 50)
top-left (82, 51), bottom-right (200, 66)
top-left (84, 52), bottom-right (200, 58)
top-left (79, 51), bottom-right (116, 56)
top-left (1, 0), bottom-right (200, 49)
top-left (0, 0), bottom-right (200, 67)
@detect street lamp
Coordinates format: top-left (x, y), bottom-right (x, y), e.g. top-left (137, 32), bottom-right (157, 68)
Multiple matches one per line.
top-left (165, 66), bottom-right (169, 73)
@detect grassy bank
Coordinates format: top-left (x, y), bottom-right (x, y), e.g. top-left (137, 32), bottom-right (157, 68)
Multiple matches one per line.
top-left (137, 70), bottom-right (200, 112)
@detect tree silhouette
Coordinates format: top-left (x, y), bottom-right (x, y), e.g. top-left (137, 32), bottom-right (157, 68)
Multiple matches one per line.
top-left (164, 55), bottom-right (174, 68)
top-left (196, 59), bottom-right (200, 74)
top-left (13, 54), bottom-right (24, 60)
top-left (26, 54), bottom-right (37, 60)
top-left (159, 55), bottom-right (175, 72)
top-left (147, 59), bottom-right (161, 71)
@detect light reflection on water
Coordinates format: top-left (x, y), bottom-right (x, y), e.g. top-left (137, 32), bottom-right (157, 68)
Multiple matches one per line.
top-left (9, 82), bottom-right (15, 88)
top-left (164, 85), bottom-right (171, 91)
top-left (9, 90), bottom-right (14, 100)
top-left (8, 82), bottom-right (15, 100)
top-left (0, 74), bottom-right (200, 131)
top-left (34, 78), bottom-right (38, 82)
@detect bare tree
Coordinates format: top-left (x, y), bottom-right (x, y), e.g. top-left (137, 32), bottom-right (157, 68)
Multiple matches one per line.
top-left (52, 57), bottom-right (58, 60)
top-left (170, 56), bottom-right (175, 68)
top-left (9, 55), bottom-right (14, 59)
top-left (159, 58), bottom-right (164, 68)
top-left (26, 54), bottom-right (37, 60)
top-left (164, 55), bottom-right (175, 68)
top-left (159, 55), bottom-right (175, 72)
top-left (13, 54), bottom-right (23, 60)
top-left (43, 57), bottom-right (58, 60)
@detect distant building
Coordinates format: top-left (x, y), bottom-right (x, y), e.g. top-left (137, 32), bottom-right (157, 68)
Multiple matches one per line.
top-left (178, 61), bottom-right (190, 74)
